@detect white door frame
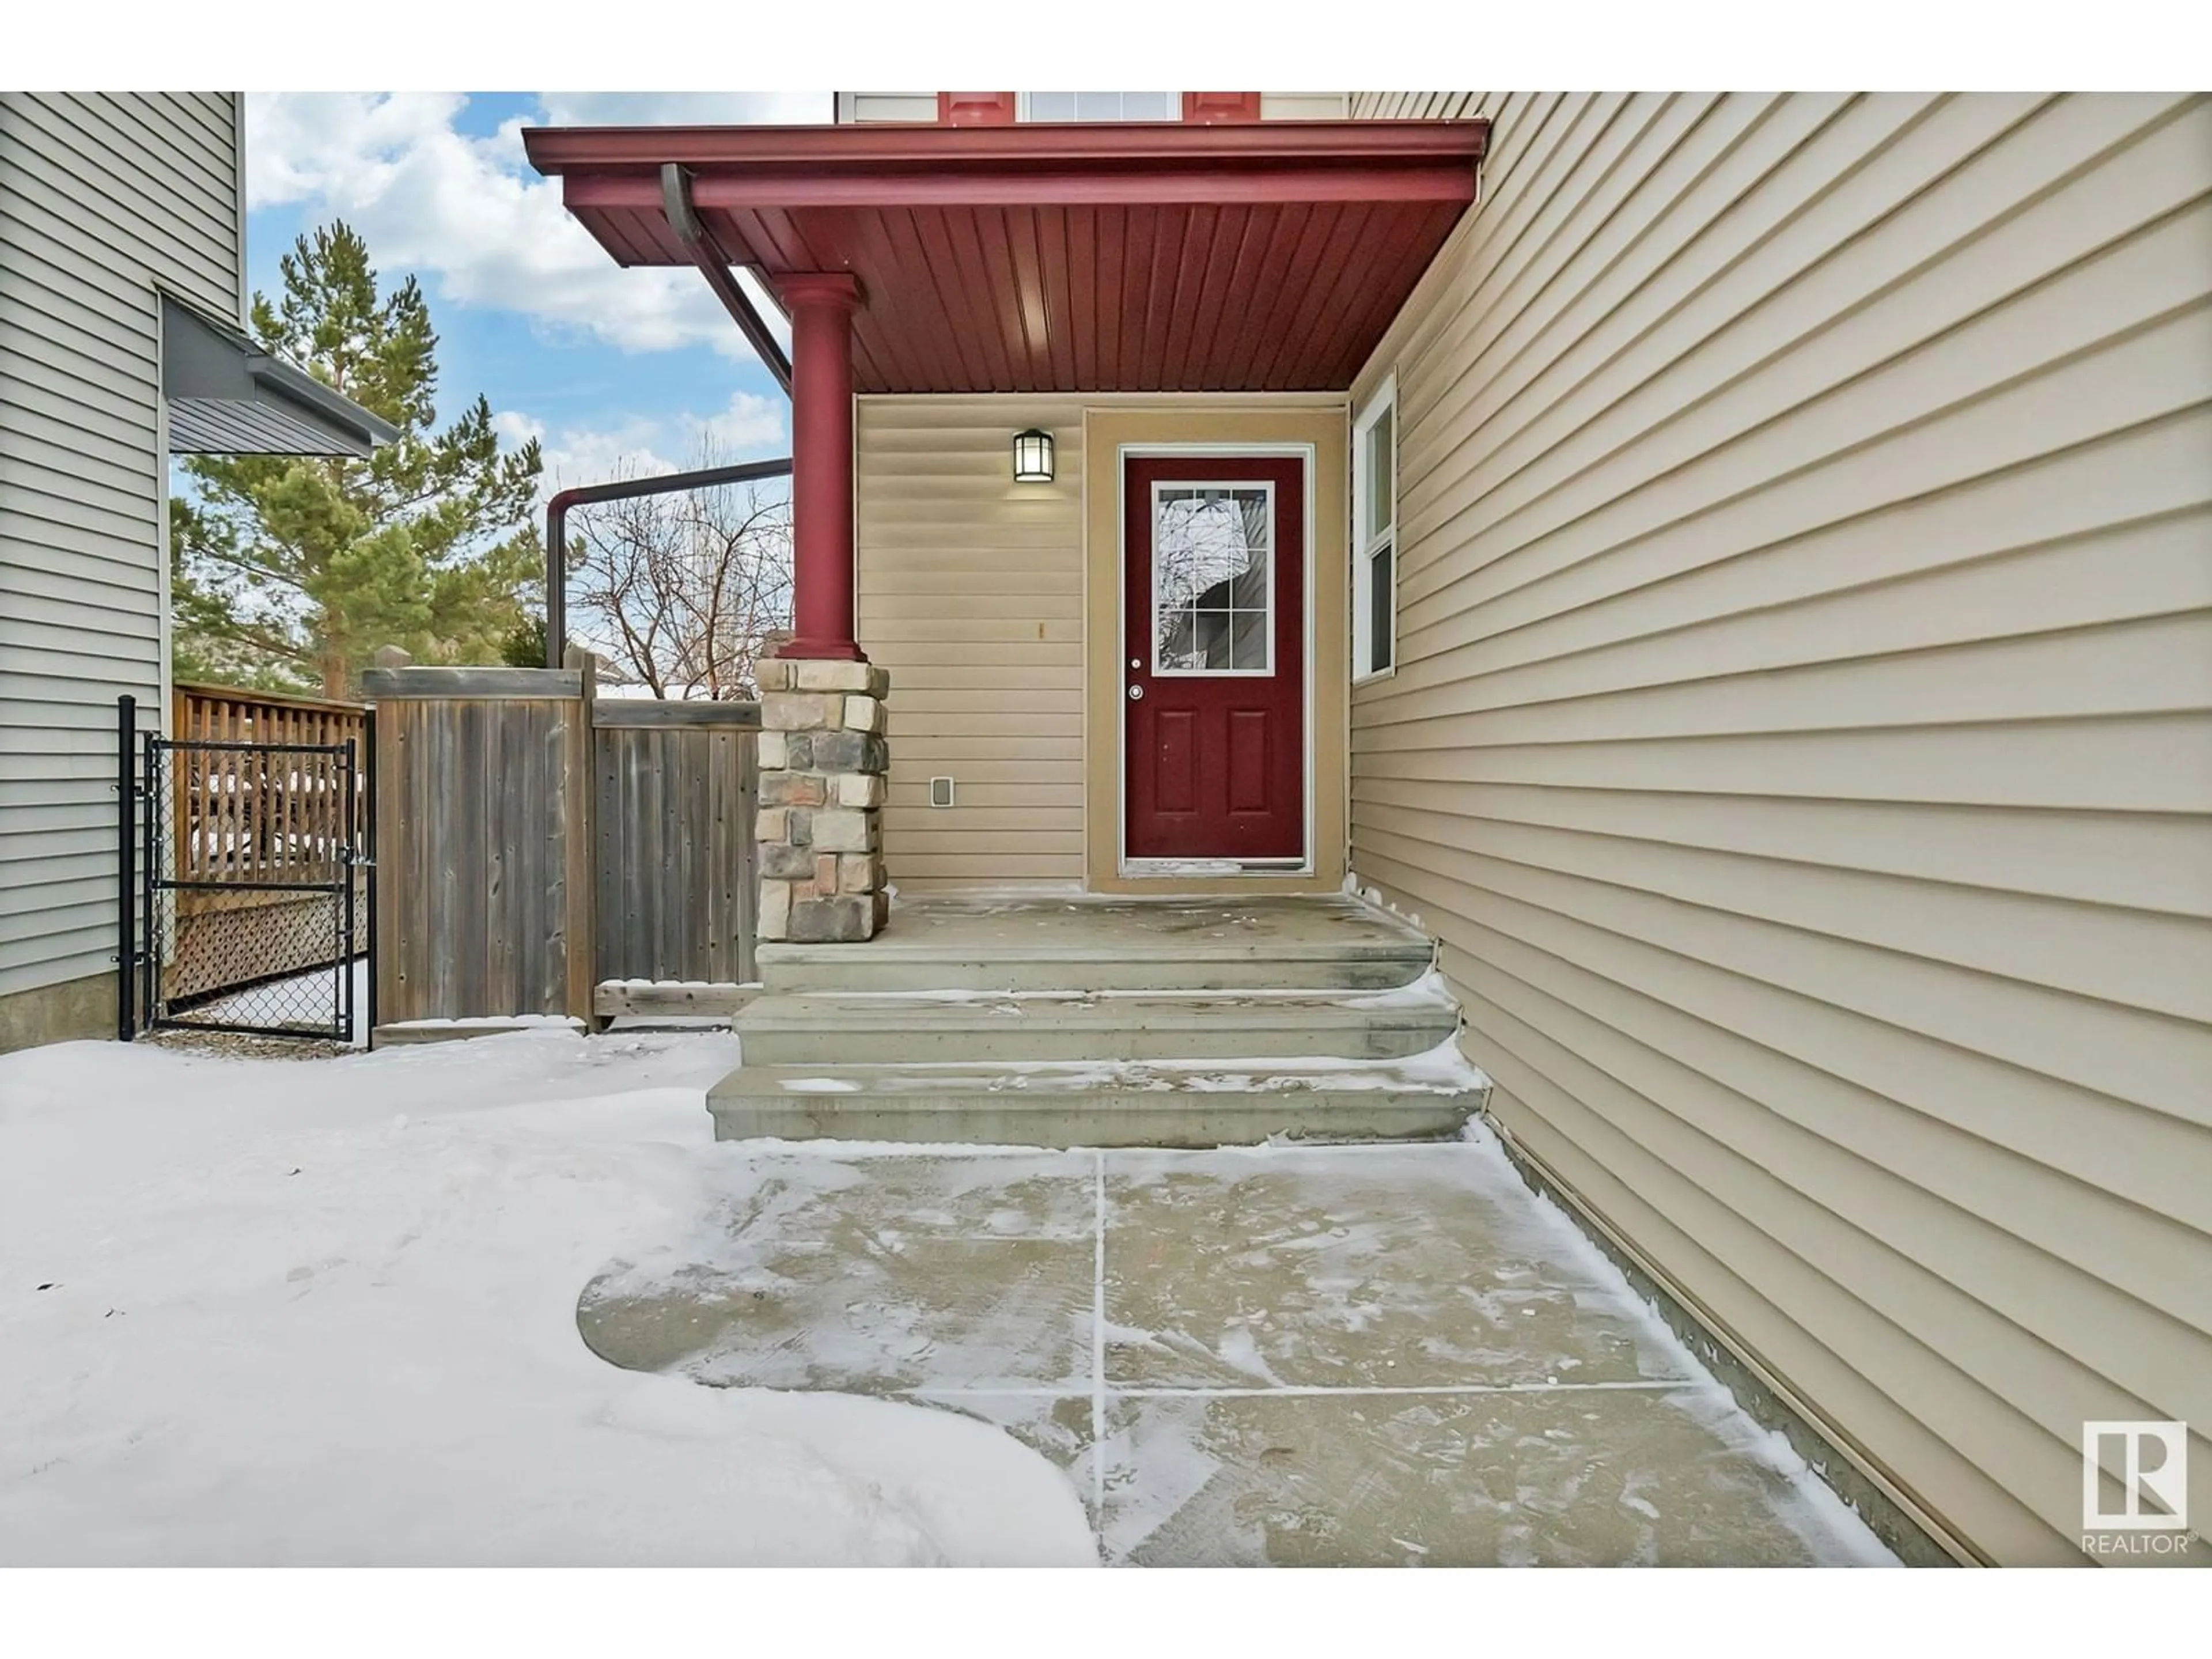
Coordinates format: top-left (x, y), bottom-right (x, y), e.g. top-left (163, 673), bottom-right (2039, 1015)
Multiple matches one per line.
top-left (1113, 441), bottom-right (1317, 878)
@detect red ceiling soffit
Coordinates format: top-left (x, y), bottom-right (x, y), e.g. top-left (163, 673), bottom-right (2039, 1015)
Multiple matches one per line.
top-left (524, 119), bottom-right (1491, 395)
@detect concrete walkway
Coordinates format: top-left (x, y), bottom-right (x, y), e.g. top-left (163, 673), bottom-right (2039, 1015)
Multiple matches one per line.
top-left (579, 1134), bottom-right (1893, 1566)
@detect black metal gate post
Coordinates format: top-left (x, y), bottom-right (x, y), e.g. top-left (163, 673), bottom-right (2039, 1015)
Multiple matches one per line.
top-left (141, 728), bottom-right (160, 1034)
top-left (363, 716), bottom-right (378, 1049)
top-left (116, 694), bottom-right (136, 1041)
top-left (339, 736), bottom-right (358, 1045)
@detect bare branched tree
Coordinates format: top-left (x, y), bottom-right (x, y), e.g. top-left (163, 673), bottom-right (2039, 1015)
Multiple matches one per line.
top-left (562, 447), bottom-right (794, 699)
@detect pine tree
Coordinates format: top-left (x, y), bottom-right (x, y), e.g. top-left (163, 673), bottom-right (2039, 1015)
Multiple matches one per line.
top-left (171, 222), bottom-right (544, 696)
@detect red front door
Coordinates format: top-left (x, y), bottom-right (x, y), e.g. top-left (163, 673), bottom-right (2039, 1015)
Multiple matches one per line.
top-left (1123, 454), bottom-right (1306, 863)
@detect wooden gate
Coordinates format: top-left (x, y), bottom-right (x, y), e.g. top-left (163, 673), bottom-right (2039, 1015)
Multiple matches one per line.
top-left (592, 701), bottom-right (760, 1006)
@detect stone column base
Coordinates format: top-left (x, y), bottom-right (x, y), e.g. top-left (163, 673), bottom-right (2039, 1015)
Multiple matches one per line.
top-left (755, 656), bottom-right (890, 944)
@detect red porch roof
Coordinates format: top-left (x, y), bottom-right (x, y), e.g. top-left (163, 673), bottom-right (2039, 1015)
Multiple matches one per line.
top-left (522, 120), bottom-right (1488, 395)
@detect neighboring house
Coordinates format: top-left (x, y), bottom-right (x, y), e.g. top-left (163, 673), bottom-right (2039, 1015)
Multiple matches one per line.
top-left (526, 90), bottom-right (2212, 1566)
top-left (0, 92), bottom-right (395, 1052)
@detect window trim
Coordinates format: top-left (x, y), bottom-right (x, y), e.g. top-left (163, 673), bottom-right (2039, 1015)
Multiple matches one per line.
top-left (1351, 374), bottom-right (1398, 684)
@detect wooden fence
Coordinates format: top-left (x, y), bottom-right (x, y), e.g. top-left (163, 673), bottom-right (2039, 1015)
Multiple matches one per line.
top-left (165, 683), bottom-right (369, 1002)
top-left (362, 660), bottom-right (760, 1031)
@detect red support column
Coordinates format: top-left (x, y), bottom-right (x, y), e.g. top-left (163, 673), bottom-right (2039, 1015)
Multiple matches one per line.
top-left (779, 271), bottom-right (866, 662)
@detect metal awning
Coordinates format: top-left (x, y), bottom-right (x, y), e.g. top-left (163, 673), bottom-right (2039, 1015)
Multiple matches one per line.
top-left (522, 120), bottom-right (1489, 395)
top-left (161, 294), bottom-right (403, 456)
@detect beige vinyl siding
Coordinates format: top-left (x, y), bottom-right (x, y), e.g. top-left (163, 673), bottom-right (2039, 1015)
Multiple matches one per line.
top-left (835, 92), bottom-right (939, 124)
top-left (856, 396), bottom-right (1088, 890)
top-left (1260, 93), bottom-right (1350, 120)
top-left (1346, 91), bottom-right (2212, 1564)
top-left (1351, 93), bottom-right (1486, 119)
top-left (0, 92), bottom-right (243, 1009)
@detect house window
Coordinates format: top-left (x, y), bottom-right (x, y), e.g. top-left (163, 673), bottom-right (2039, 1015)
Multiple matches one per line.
top-left (1020, 92), bottom-right (1180, 123)
top-left (1353, 377), bottom-right (1397, 680)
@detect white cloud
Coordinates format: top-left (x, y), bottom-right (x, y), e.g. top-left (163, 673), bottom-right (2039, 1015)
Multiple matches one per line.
top-left (697, 390), bottom-right (787, 455)
top-left (536, 92), bottom-right (829, 127)
top-left (495, 391), bottom-right (789, 499)
top-left (244, 92), bottom-right (823, 360)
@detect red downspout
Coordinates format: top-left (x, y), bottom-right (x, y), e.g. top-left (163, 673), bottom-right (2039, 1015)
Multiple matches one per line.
top-left (540, 171), bottom-right (805, 667)
top-left (660, 164), bottom-right (792, 395)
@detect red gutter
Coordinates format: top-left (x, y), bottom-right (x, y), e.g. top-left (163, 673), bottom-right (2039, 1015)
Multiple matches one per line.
top-left (522, 119), bottom-right (1488, 174)
top-left (564, 164), bottom-right (1474, 211)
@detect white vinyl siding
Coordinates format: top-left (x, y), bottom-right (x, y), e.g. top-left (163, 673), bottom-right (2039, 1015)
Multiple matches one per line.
top-left (855, 396), bottom-right (1088, 891)
top-left (1347, 91), bottom-right (2212, 1565)
top-left (0, 92), bottom-right (244, 1007)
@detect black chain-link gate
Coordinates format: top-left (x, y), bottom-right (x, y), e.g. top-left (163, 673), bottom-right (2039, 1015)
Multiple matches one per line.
top-left (118, 694), bottom-right (366, 1041)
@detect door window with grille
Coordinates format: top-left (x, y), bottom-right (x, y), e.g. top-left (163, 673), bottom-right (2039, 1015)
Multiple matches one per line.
top-left (1151, 483), bottom-right (1275, 676)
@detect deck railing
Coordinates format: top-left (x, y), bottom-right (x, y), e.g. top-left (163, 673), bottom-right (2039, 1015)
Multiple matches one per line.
top-left (169, 683), bottom-right (368, 881)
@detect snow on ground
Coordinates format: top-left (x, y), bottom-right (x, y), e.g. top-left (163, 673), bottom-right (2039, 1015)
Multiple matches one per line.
top-left (379, 1014), bottom-right (587, 1031)
top-left (179, 955), bottom-right (372, 1046)
top-left (0, 1032), bottom-right (1096, 1566)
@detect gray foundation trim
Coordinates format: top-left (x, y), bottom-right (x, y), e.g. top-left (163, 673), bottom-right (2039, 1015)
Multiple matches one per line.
top-left (0, 970), bottom-right (113, 1055)
top-left (1483, 1111), bottom-right (1970, 1569)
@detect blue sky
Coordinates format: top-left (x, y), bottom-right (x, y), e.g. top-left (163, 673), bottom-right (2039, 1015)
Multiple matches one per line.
top-left (243, 93), bottom-right (830, 488)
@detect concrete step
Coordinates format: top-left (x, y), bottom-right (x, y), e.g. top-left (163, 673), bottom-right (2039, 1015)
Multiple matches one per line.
top-left (706, 1046), bottom-right (1490, 1149)
top-left (756, 894), bottom-right (1435, 995)
top-left (734, 981), bottom-right (1459, 1066)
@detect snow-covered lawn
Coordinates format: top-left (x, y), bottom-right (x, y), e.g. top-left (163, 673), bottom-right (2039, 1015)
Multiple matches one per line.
top-left (0, 1032), bottom-right (1096, 1566)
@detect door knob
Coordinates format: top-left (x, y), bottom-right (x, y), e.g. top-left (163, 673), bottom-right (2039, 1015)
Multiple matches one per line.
top-left (1127, 684), bottom-right (1144, 700)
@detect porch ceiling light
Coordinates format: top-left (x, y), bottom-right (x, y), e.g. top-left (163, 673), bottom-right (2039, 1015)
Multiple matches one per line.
top-left (1013, 428), bottom-right (1055, 483)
